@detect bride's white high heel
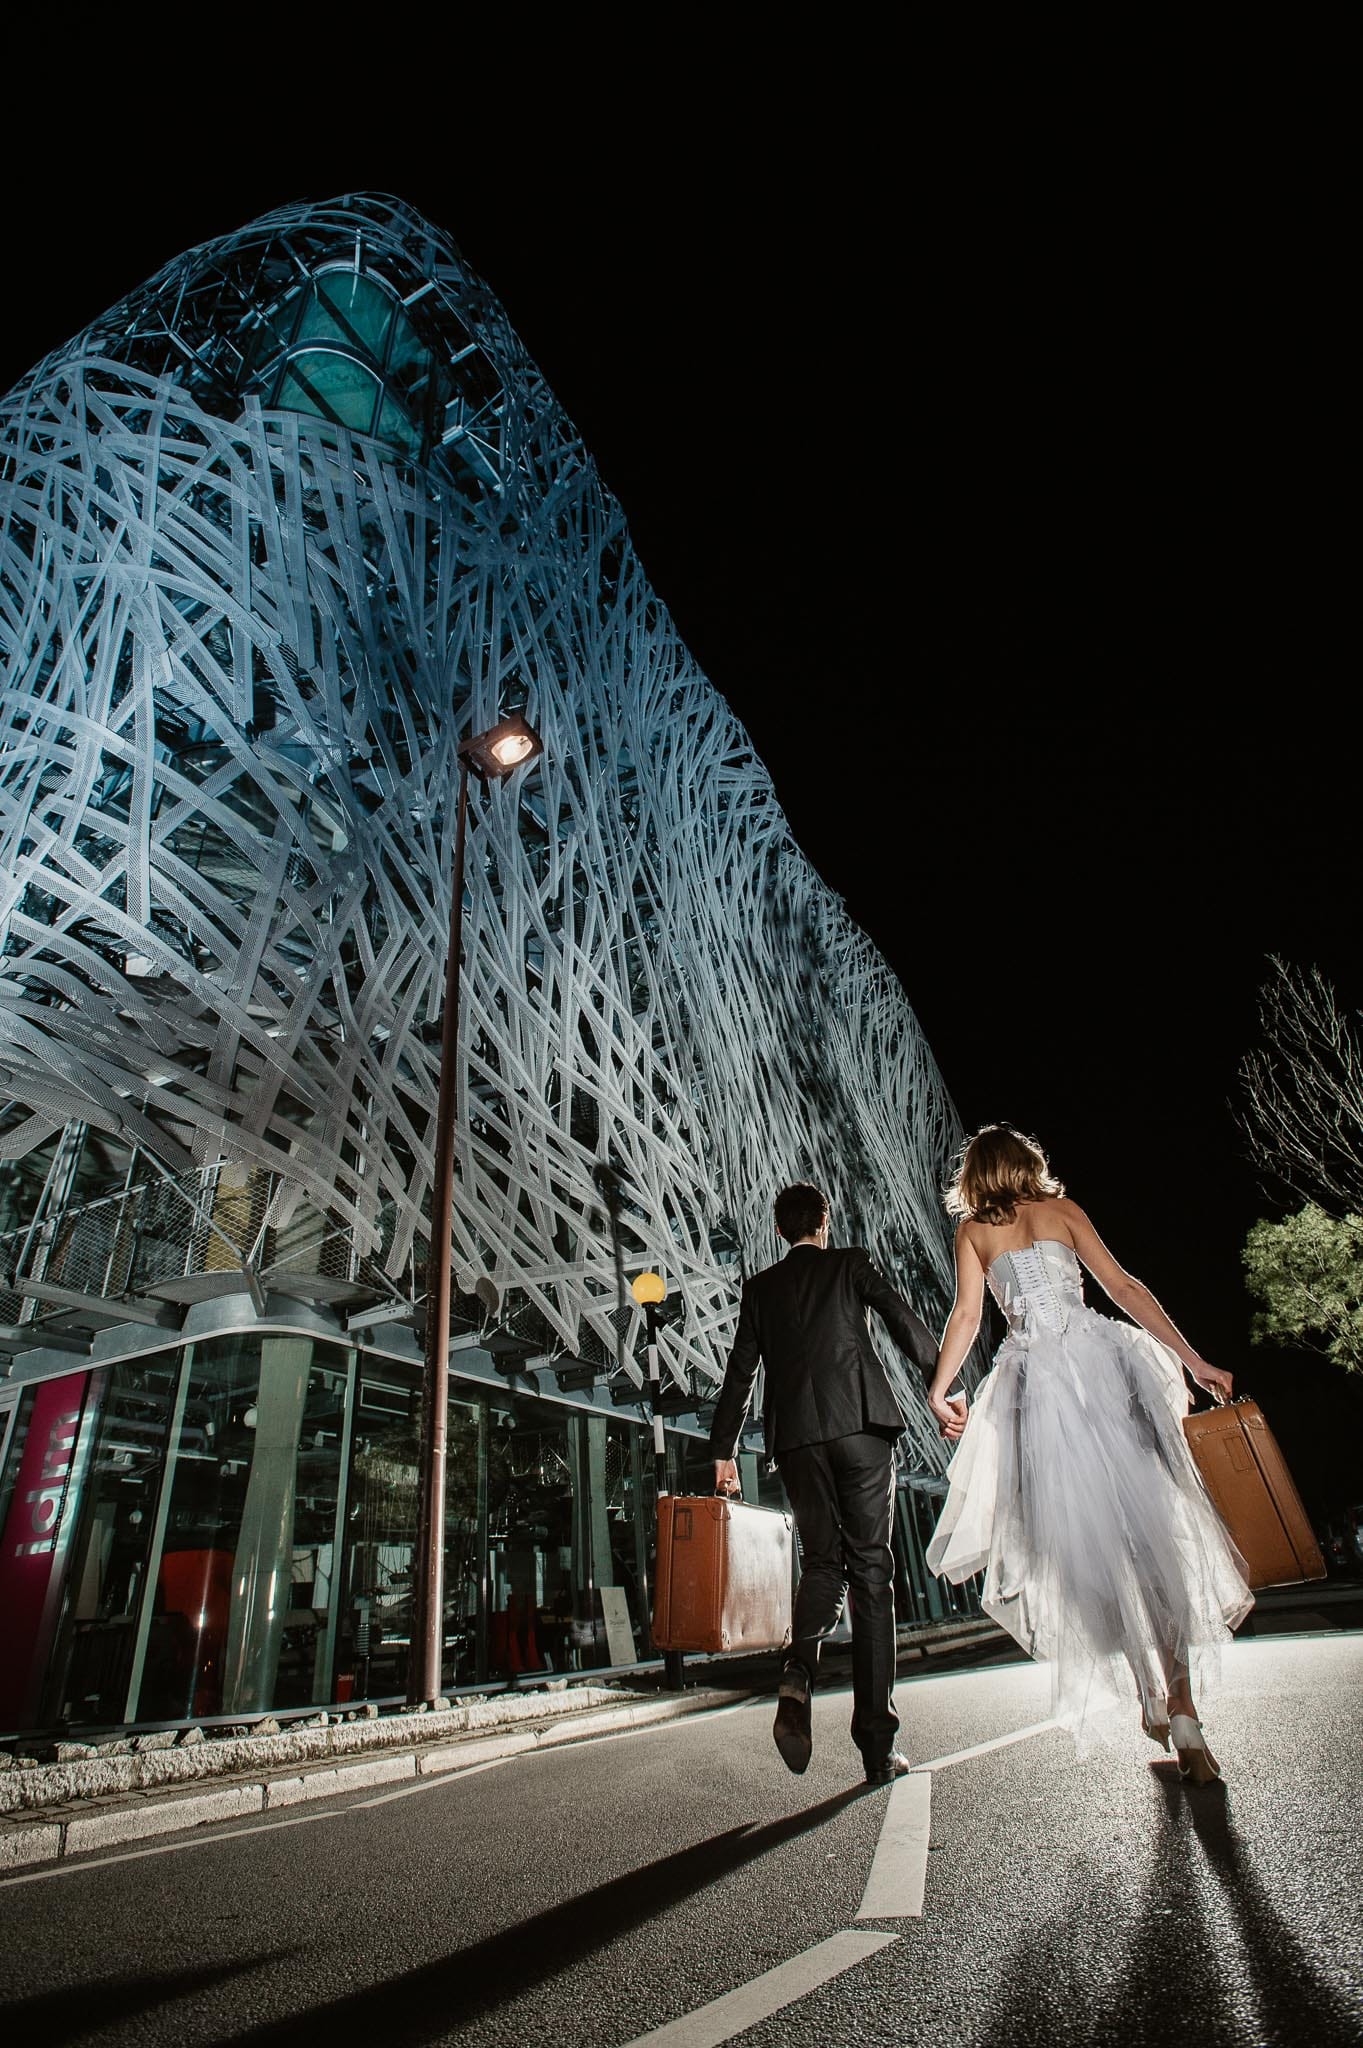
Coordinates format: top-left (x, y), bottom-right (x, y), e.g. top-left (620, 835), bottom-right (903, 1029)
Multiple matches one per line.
top-left (1169, 1713), bottom-right (1221, 1786)
top-left (1141, 1710), bottom-right (1170, 1752)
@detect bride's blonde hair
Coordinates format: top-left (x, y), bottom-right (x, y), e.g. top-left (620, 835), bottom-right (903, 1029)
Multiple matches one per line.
top-left (945, 1125), bottom-right (1065, 1225)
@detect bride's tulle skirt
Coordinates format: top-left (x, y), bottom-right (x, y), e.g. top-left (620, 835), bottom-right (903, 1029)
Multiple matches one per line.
top-left (927, 1304), bottom-right (1254, 1744)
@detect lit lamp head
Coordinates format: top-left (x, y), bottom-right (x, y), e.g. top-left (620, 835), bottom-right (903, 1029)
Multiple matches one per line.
top-left (631, 1271), bottom-right (666, 1306)
top-left (458, 711), bottom-right (544, 783)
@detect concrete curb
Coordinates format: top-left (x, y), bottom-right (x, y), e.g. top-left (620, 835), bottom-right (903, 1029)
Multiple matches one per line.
top-left (0, 1687), bottom-right (753, 1875)
top-left (0, 1682), bottom-right (639, 1818)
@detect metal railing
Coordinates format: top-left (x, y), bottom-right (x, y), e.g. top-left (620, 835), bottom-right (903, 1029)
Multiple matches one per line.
top-left (0, 1162), bottom-right (408, 1331)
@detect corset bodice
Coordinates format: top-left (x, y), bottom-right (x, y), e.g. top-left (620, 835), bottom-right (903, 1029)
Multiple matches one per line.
top-left (988, 1239), bottom-right (1084, 1338)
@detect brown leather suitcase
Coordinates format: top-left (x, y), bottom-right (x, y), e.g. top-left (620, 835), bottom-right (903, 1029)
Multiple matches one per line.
top-left (651, 1495), bottom-right (794, 1654)
top-left (1183, 1397), bottom-right (1326, 1589)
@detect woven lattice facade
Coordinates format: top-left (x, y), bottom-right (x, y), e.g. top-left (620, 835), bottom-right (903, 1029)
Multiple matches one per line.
top-left (0, 194), bottom-right (965, 1467)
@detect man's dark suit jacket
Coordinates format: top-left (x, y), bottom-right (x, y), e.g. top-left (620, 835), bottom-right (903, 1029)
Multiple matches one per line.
top-left (709, 1244), bottom-right (937, 1467)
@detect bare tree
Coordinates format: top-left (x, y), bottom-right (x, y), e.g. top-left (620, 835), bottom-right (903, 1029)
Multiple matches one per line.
top-left (1239, 957), bottom-right (1363, 1214)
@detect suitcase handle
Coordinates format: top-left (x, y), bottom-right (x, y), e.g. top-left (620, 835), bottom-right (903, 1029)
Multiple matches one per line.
top-left (1188, 1382), bottom-right (1234, 1411)
top-left (1196, 1391), bottom-right (1266, 1418)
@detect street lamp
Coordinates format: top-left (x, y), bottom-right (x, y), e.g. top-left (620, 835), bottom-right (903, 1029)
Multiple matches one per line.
top-left (409, 709), bottom-right (543, 1706)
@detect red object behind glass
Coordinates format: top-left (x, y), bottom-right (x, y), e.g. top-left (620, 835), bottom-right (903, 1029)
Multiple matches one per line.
top-left (157, 1548), bottom-right (234, 1717)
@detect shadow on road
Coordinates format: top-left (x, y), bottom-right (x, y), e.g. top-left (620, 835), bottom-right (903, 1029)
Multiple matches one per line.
top-left (972, 1765), bottom-right (1360, 2047)
top-left (1162, 1768), bottom-right (1362, 2047)
top-left (208, 1787), bottom-right (866, 2046)
top-left (0, 1952), bottom-right (301, 2048)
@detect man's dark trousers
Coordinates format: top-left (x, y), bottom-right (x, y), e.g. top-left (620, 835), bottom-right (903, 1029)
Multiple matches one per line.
top-left (709, 1240), bottom-right (934, 1769)
top-left (779, 1429), bottom-right (899, 1762)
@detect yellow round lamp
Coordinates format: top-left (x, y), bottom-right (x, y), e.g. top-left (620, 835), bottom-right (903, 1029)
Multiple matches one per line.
top-left (631, 1271), bottom-right (666, 1306)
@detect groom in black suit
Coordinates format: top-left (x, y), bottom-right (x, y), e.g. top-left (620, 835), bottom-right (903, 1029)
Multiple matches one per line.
top-left (710, 1183), bottom-right (964, 1785)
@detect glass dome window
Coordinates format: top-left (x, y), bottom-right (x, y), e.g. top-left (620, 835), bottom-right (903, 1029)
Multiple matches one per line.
top-left (375, 391), bottom-right (424, 461)
top-left (295, 273), bottom-right (396, 361)
top-left (277, 351), bottom-right (383, 436)
top-left (386, 311), bottom-right (433, 408)
top-left (248, 267), bottom-right (455, 466)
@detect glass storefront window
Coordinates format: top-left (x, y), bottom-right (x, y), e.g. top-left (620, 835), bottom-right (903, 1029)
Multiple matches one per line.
top-left (132, 1334), bottom-right (349, 1720)
top-left (482, 1408), bottom-right (697, 1675)
top-left (485, 1397), bottom-right (656, 1676)
top-left (333, 1371), bottom-right (482, 1702)
top-left (600, 1418), bottom-right (650, 1662)
top-left (0, 1344), bottom-right (674, 1731)
top-left (45, 1355), bottom-right (186, 1726)
top-left (487, 1395), bottom-right (573, 1677)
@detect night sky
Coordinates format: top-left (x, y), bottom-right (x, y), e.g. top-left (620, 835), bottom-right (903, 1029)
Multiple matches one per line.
top-left (3, 111), bottom-right (1356, 1512)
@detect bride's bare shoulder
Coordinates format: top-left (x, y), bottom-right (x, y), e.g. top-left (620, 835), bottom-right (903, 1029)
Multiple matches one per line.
top-left (1028, 1194), bottom-right (1084, 1244)
top-left (954, 1218), bottom-right (990, 1268)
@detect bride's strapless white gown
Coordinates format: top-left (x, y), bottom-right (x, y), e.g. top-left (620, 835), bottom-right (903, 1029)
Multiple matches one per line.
top-left (927, 1241), bottom-right (1253, 1742)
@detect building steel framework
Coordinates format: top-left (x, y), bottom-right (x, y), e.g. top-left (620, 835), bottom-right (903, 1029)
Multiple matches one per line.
top-left (0, 195), bottom-right (967, 1468)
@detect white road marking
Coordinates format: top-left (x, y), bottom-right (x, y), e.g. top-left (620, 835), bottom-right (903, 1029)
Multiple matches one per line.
top-left (523, 1696), bottom-right (764, 1757)
top-left (1, 1756), bottom-right (511, 1885)
top-left (915, 1719), bottom-right (1056, 1773)
top-left (1, 1808), bottom-right (343, 1885)
top-left (855, 1770), bottom-right (931, 1919)
top-left (352, 1757), bottom-right (509, 1807)
top-left (617, 1930), bottom-right (899, 2048)
top-left (848, 1718), bottom-right (1056, 1922)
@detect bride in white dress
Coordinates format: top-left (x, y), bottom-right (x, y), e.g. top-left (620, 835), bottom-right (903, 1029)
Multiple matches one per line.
top-left (925, 1126), bottom-right (1253, 1781)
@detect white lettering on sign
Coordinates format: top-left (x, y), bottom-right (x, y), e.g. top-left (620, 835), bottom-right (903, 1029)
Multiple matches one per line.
top-left (39, 1413), bottom-right (80, 1481)
top-left (23, 1484), bottom-right (65, 1534)
top-left (19, 1407), bottom-right (82, 1548)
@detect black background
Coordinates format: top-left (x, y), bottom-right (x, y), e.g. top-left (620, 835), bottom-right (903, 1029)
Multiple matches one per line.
top-left (2, 76), bottom-right (1355, 1511)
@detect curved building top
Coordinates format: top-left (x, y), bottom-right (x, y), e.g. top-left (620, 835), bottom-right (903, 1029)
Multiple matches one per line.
top-left (21, 193), bottom-right (535, 486)
top-left (0, 193), bottom-right (964, 1463)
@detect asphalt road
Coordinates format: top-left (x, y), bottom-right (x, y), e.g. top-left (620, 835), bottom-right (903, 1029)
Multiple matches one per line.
top-left (2, 1635), bottom-right (1360, 2048)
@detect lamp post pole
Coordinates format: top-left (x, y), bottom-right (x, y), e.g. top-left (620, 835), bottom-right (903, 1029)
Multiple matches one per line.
top-left (409, 757), bottom-right (468, 1708)
top-left (643, 1298), bottom-right (667, 1504)
top-left (631, 1270), bottom-right (684, 1690)
top-left (409, 712), bottom-right (542, 1708)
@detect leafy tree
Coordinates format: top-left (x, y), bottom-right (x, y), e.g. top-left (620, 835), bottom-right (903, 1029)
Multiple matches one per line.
top-left (1243, 1203), bottom-right (1363, 1377)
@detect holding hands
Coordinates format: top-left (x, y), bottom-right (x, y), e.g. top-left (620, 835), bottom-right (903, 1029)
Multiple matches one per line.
top-left (929, 1387), bottom-right (970, 1441)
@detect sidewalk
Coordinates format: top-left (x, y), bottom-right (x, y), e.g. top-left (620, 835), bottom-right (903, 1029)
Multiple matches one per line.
top-left (0, 1615), bottom-right (1002, 1877)
top-left (1235, 1578), bottom-right (1363, 1633)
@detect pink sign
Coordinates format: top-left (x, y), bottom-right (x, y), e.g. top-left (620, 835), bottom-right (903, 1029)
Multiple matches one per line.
top-left (0, 1372), bottom-right (96, 1730)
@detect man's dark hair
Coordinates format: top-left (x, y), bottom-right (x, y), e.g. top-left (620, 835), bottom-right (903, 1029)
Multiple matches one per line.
top-left (774, 1182), bottom-right (829, 1243)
